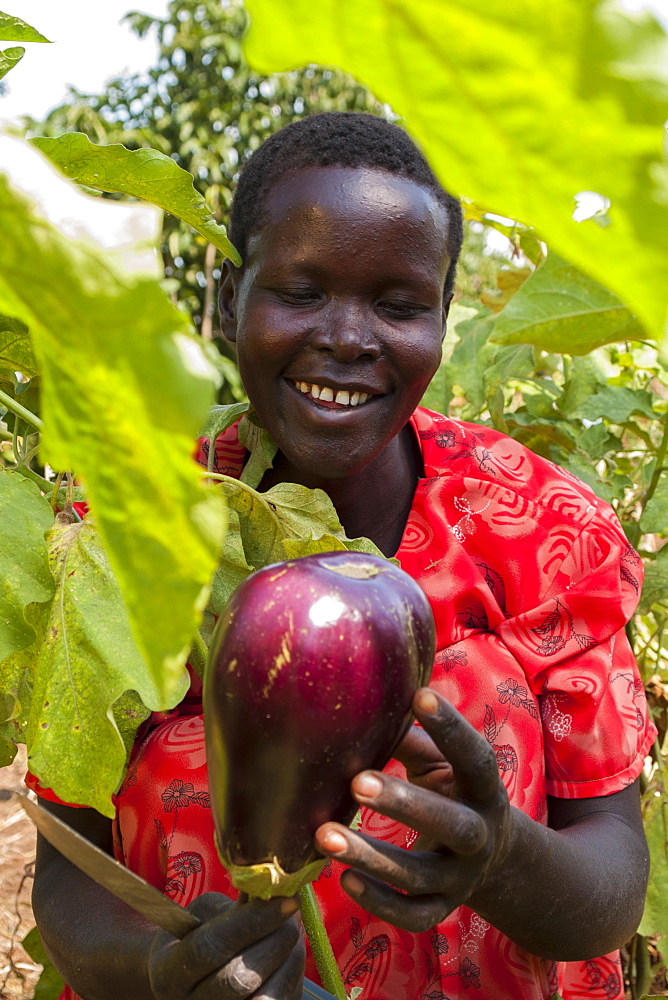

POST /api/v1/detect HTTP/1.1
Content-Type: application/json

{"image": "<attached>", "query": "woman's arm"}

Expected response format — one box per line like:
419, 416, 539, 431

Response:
314, 688, 649, 961
33, 800, 304, 1000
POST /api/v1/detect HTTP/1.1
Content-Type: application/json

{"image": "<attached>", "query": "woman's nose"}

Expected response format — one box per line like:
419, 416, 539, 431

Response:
310, 301, 382, 361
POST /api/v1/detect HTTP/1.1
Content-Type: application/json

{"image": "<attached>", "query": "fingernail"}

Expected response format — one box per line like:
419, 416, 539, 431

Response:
344, 873, 365, 897
322, 830, 347, 854
355, 772, 382, 799
416, 689, 439, 715
280, 898, 299, 916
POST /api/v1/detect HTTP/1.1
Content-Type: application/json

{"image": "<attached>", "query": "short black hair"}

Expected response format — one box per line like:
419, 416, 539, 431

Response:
228, 111, 463, 297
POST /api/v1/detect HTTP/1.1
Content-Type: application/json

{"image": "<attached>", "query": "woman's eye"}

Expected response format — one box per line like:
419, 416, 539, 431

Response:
277, 289, 319, 304
379, 300, 424, 317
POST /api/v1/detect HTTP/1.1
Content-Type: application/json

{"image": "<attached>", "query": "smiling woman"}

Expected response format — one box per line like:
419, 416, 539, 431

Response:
30, 111, 654, 1000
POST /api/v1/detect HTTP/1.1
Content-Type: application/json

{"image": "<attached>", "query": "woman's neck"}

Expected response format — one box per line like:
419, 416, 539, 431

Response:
258, 425, 423, 557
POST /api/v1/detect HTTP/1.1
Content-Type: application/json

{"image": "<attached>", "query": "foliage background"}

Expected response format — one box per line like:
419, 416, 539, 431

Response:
1, 0, 667, 996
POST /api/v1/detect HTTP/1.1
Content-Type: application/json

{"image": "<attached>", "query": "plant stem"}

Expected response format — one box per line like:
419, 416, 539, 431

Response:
299, 884, 346, 1000
14, 465, 52, 491
50, 471, 65, 508
0, 386, 43, 430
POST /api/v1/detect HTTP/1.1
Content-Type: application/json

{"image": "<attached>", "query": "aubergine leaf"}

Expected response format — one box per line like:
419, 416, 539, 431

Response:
199, 402, 250, 471
0, 473, 54, 662
640, 473, 668, 535
243, 0, 668, 341
0, 135, 225, 708
637, 547, 668, 615
0, 12, 51, 43
491, 253, 644, 354
0, 313, 38, 379
1, 521, 176, 815
0, 45, 22, 80
638, 758, 668, 937
219, 478, 387, 577
32, 133, 241, 265
238, 410, 278, 488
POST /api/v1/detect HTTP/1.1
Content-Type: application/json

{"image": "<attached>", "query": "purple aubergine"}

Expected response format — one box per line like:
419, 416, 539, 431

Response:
203, 551, 435, 888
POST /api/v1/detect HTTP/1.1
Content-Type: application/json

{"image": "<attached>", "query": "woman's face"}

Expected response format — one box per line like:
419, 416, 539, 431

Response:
220, 166, 453, 483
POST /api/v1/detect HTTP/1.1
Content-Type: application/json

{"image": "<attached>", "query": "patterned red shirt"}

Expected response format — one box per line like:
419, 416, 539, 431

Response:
33, 407, 655, 1000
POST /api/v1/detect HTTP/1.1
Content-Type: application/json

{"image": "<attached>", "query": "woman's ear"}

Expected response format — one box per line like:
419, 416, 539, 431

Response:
218, 258, 239, 344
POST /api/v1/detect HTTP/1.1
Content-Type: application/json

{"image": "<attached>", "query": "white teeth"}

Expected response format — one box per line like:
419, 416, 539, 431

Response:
296, 380, 372, 406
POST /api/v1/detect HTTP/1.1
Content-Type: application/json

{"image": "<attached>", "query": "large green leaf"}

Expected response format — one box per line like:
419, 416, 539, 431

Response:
640, 473, 668, 535
576, 385, 657, 424
0, 313, 38, 379
491, 253, 643, 354
0, 11, 50, 43
0, 473, 54, 661
243, 0, 668, 340
638, 547, 668, 614
7, 521, 175, 815
0, 44, 22, 80
638, 760, 668, 937
32, 133, 242, 266
0, 135, 225, 706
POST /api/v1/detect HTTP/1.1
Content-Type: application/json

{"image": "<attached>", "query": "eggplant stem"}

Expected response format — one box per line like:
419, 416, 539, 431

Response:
299, 884, 347, 1000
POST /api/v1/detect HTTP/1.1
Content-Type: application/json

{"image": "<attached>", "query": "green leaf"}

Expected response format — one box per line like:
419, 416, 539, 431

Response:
0, 44, 22, 80
447, 305, 494, 414
491, 253, 644, 355
0, 313, 38, 378
21, 927, 65, 1000
0, 12, 50, 43
31, 133, 242, 265
207, 508, 252, 616
0, 473, 54, 661
238, 410, 278, 488
243, 0, 668, 340
215, 477, 387, 581
640, 473, 668, 535
0, 136, 226, 705
21, 521, 183, 814
577, 385, 657, 424
638, 761, 668, 937
558, 355, 606, 416
638, 549, 668, 614
200, 402, 250, 471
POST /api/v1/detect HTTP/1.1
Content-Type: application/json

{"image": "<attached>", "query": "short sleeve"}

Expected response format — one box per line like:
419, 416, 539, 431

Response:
495, 507, 657, 798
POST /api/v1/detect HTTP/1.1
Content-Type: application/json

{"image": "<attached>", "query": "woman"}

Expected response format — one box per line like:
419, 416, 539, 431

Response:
32, 112, 654, 1000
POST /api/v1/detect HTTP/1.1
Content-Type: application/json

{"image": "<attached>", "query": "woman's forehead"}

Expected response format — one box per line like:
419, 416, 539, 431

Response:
249, 165, 450, 262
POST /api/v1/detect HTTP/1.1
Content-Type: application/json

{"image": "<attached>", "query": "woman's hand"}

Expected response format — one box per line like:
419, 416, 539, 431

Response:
148, 893, 305, 999
314, 688, 511, 933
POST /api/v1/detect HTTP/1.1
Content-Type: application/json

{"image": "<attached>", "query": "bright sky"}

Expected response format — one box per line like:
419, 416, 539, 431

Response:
0, 1, 170, 125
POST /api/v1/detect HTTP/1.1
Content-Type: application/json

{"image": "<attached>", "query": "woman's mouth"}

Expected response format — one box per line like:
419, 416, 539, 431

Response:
291, 379, 373, 408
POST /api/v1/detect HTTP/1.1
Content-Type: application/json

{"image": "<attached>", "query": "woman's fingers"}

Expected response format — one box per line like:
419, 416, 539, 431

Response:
316, 823, 468, 896
340, 870, 453, 933
413, 689, 501, 804
348, 770, 488, 855
252, 931, 306, 1000
191, 917, 302, 1000
149, 896, 299, 996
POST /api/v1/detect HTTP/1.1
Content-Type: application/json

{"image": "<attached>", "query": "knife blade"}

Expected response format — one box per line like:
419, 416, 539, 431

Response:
18, 793, 338, 1000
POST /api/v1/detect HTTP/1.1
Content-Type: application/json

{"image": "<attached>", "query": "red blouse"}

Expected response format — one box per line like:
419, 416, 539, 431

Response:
33, 407, 655, 1000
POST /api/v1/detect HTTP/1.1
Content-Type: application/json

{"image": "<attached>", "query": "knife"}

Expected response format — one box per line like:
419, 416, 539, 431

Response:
18, 793, 338, 1000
